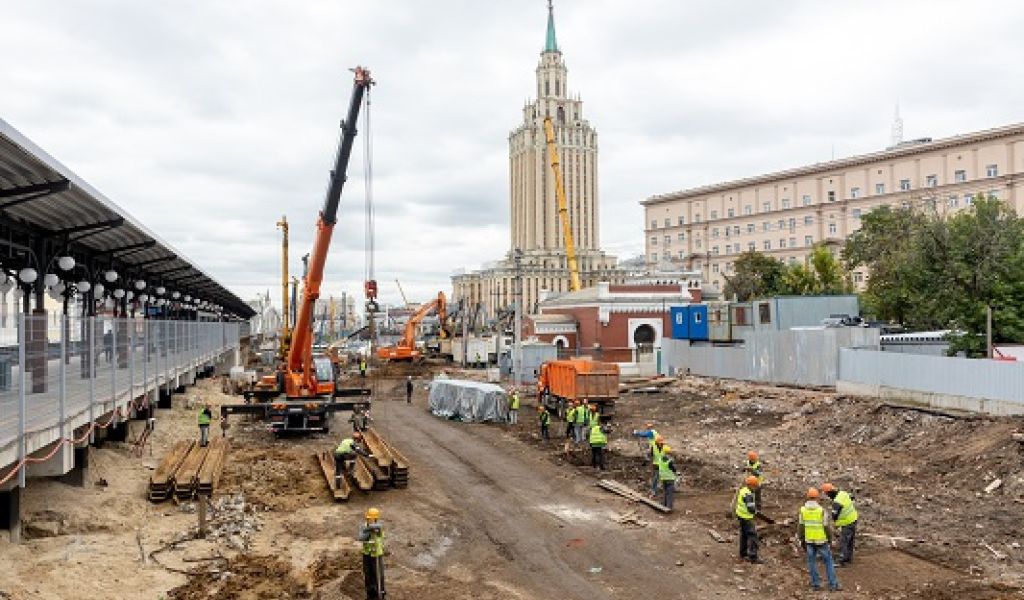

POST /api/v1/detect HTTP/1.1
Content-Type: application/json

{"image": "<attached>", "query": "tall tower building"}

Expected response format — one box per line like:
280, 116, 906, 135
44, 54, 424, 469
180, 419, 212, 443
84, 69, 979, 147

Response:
452, 1, 627, 320
509, 1, 599, 252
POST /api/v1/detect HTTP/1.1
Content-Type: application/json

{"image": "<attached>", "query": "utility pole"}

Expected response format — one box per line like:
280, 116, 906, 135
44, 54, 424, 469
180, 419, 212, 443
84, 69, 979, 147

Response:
986, 304, 993, 359
513, 249, 523, 386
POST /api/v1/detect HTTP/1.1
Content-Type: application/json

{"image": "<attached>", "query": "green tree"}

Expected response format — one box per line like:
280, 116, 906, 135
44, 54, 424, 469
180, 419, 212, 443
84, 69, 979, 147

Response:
722, 251, 785, 301
777, 244, 853, 295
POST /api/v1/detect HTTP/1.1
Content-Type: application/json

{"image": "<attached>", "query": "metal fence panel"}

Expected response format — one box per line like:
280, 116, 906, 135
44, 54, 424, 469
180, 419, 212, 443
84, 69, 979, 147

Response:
838, 348, 1024, 407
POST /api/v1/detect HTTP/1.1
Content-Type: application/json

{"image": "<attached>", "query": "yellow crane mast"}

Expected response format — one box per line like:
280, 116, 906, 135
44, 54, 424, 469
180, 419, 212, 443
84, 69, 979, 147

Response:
543, 117, 581, 292
276, 215, 290, 356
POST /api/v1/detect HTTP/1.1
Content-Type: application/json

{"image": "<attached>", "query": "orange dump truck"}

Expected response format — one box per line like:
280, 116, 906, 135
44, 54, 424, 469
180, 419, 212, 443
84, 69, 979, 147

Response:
537, 359, 620, 422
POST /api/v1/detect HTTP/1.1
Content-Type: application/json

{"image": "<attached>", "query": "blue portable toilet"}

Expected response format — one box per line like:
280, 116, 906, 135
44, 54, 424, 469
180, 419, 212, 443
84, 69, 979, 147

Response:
670, 306, 689, 339
689, 304, 709, 340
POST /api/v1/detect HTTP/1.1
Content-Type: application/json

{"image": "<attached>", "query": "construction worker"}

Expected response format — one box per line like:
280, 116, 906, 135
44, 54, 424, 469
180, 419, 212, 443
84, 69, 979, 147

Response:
405, 376, 413, 404
799, 487, 841, 591
358, 507, 386, 599
734, 475, 762, 563
334, 432, 371, 486
538, 406, 550, 440
564, 401, 577, 439
821, 482, 859, 566
588, 407, 608, 470
573, 399, 588, 443
474, 352, 482, 368
631, 422, 663, 497
359, 357, 367, 379
197, 403, 213, 447
657, 445, 679, 510
745, 451, 764, 511
508, 388, 521, 425
349, 406, 372, 432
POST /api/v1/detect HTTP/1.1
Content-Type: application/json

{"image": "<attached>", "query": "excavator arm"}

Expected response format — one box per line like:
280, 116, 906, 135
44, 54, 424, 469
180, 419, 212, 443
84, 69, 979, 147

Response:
378, 291, 446, 361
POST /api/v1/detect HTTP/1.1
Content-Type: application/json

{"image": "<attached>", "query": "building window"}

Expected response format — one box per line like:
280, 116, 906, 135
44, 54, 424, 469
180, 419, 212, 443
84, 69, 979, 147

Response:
954, 170, 966, 183
662, 251, 670, 260
948, 195, 958, 208
679, 250, 686, 259
748, 242, 755, 251
762, 201, 771, 212
827, 191, 836, 202
964, 194, 974, 205
678, 216, 685, 225
724, 244, 731, 254
788, 217, 796, 230
779, 238, 787, 248
782, 198, 790, 209
727, 208, 735, 217
804, 215, 813, 226
990, 189, 1001, 199
852, 208, 861, 218
777, 219, 785, 230
789, 237, 796, 248
875, 183, 885, 195
678, 232, 685, 241
664, 235, 671, 245
985, 164, 998, 178
650, 236, 658, 246
828, 223, 837, 234
694, 214, 702, 223
802, 195, 812, 206
926, 175, 938, 187
710, 210, 718, 219
651, 219, 657, 229
804, 235, 813, 246
747, 223, 755, 233
733, 225, 740, 235
664, 218, 671, 227
762, 221, 770, 232
763, 240, 771, 250
712, 246, 720, 255
712, 263, 719, 273
850, 187, 860, 199
900, 179, 911, 191
744, 205, 753, 215
695, 239, 702, 249
712, 228, 720, 238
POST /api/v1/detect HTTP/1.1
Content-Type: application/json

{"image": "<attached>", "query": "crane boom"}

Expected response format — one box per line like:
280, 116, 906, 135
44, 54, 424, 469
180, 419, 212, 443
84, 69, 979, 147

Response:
395, 279, 411, 306
543, 117, 581, 292
276, 215, 289, 357
287, 66, 374, 396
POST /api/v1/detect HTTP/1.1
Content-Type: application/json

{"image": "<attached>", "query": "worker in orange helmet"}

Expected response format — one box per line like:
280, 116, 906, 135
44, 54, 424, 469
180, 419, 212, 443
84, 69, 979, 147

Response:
734, 475, 762, 563
745, 450, 764, 512
799, 487, 841, 591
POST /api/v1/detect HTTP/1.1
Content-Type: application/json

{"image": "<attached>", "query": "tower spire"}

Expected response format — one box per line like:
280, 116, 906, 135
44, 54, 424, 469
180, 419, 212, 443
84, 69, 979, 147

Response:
545, 0, 559, 53
890, 101, 904, 147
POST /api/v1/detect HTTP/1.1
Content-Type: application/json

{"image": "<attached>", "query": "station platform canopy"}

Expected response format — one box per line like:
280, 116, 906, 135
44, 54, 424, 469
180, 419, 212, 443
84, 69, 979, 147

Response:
0, 117, 254, 319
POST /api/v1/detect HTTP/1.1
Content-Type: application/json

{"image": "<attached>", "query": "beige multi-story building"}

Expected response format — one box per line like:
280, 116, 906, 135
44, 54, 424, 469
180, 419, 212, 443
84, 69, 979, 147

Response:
642, 123, 1024, 291
453, 1, 627, 319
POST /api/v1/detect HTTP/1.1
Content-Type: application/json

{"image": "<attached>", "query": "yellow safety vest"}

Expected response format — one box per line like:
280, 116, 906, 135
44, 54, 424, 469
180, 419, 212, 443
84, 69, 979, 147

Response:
539, 411, 550, 426
657, 455, 676, 482
574, 407, 586, 425
834, 490, 859, 527
510, 393, 520, 410
588, 423, 607, 447
566, 406, 576, 422
362, 527, 384, 557
335, 439, 354, 455
800, 504, 828, 543
197, 409, 211, 426
735, 486, 754, 520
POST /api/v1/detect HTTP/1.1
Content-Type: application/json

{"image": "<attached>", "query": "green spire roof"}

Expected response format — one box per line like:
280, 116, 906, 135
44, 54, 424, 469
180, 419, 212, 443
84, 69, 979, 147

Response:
545, 0, 559, 52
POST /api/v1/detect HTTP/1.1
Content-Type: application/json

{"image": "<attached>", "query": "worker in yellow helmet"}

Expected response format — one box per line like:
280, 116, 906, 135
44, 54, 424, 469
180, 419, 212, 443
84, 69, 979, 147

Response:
358, 507, 386, 598
799, 488, 841, 592
821, 482, 859, 566
733, 475, 762, 564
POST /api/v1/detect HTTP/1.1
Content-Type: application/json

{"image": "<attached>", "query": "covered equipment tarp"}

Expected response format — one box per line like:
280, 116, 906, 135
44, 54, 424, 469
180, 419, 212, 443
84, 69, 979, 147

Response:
428, 379, 509, 423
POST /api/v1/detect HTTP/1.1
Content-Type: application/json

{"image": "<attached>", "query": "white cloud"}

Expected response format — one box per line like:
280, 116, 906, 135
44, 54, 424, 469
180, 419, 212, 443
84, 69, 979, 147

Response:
3, 0, 1022, 309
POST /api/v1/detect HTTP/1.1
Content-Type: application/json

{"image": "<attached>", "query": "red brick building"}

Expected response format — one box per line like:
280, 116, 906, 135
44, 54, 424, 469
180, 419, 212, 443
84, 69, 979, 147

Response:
526, 276, 702, 364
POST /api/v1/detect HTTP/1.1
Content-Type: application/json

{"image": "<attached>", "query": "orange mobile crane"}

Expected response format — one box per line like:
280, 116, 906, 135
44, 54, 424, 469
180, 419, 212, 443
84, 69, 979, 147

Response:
377, 291, 447, 361
222, 67, 374, 434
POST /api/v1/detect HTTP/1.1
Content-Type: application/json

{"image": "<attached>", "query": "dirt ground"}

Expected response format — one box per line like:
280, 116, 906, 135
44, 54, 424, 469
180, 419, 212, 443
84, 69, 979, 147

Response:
1, 366, 1022, 599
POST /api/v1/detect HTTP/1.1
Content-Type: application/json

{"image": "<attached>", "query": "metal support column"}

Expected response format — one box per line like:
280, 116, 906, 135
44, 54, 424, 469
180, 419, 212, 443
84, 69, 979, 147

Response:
17, 313, 26, 488
88, 316, 95, 444
59, 314, 66, 442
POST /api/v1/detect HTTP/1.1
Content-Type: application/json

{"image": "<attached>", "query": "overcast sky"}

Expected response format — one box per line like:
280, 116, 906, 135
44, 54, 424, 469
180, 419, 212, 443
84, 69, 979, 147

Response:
3, 0, 1023, 310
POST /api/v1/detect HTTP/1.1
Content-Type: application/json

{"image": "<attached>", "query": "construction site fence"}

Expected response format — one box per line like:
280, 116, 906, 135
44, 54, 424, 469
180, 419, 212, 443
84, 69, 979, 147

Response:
837, 347, 1024, 416
660, 327, 880, 387
0, 315, 241, 487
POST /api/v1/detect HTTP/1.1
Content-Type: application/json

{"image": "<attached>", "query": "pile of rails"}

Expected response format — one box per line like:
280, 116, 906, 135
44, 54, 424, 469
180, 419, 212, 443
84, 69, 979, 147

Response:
317, 427, 409, 502
149, 438, 230, 502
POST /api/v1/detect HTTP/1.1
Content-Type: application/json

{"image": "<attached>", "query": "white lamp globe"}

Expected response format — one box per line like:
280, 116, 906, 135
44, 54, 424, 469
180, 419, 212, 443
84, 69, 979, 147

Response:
127, 291, 134, 300
156, 286, 166, 295
135, 280, 146, 290
172, 291, 180, 299
113, 289, 125, 299
93, 283, 105, 297
43, 273, 59, 287
18, 268, 38, 284
184, 295, 192, 302
53, 282, 66, 296
57, 256, 75, 271
77, 281, 91, 293
104, 270, 118, 283
139, 294, 149, 303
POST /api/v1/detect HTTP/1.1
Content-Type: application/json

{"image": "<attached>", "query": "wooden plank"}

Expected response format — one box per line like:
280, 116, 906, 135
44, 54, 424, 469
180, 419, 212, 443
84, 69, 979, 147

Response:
173, 444, 210, 500
151, 440, 193, 485
317, 451, 351, 501
198, 439, 227, 487
352, 454, 375, 491
597, 479, 671, 513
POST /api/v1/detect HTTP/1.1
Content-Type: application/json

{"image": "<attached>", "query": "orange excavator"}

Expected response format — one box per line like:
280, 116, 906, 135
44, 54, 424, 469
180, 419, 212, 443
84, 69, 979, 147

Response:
377, 291, 447, 361
222, 67, 374, 434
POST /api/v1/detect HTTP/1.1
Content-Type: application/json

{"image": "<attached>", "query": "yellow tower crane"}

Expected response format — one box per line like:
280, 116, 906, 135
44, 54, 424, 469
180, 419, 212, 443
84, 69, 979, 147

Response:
543, 117, 581, 292
276, 215, 290, 357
